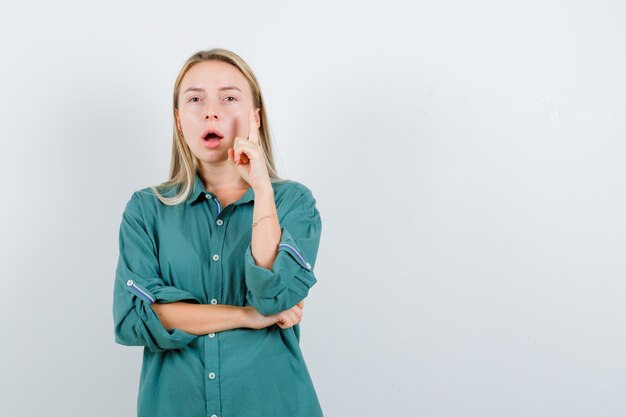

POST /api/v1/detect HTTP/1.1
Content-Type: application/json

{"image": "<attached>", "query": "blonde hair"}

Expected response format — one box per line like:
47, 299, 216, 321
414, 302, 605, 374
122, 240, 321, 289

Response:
150, 48, 284, 205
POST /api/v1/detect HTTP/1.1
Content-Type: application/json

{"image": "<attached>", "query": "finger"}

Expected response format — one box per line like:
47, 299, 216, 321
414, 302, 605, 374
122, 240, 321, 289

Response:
234, 138, 242, 163
233, 138, 251, 164
248, 108, 260, 145
230, 147, 245, 165
235, 150, 249, 164
234, 137, 251, 156
281, 313, 293, 327
289, 311, 299, 323
238, 153, 249, 165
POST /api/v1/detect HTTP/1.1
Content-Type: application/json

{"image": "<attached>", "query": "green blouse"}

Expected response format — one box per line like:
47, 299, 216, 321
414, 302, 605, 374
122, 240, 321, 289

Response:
112, 170, 324, 417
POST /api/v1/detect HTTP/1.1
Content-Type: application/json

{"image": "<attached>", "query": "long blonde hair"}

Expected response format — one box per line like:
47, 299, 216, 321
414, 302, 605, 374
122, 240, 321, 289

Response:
150, 48, 284, 205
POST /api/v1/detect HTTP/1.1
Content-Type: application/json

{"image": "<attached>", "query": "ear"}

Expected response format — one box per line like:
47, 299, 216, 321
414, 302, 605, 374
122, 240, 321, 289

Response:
175, 109, 182, 131
254, 108, 261, 129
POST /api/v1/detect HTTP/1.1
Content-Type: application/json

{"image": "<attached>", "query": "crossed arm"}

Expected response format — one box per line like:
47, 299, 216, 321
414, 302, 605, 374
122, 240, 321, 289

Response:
150, 300, 304, 335
149, 183, 306, 335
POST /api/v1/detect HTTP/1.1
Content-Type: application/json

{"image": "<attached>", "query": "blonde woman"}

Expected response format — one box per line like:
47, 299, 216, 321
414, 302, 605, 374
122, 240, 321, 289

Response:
113, 48, 324, 417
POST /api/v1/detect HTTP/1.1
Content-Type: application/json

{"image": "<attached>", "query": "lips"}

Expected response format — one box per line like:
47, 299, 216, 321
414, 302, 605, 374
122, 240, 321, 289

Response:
202, 127, 224, 141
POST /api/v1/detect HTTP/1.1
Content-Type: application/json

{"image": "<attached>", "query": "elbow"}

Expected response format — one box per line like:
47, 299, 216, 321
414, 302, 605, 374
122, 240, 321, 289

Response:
114, 324, 140, 347
246, 287, 310, 316
113, 302, 145, 347
113, 315, 141, 347
114, 332, 136, 347
245, 291, 278, 316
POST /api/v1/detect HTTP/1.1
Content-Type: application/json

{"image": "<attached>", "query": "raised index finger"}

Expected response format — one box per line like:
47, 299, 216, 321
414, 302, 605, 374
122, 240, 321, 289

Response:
247, 108, 260, 145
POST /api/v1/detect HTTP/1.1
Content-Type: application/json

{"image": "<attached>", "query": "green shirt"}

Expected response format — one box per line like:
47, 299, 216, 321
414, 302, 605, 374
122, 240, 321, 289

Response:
112, 170, 324, 417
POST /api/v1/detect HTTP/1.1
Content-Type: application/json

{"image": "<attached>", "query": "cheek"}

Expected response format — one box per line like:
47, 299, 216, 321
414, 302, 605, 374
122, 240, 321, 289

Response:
229, 117, 239, 138
178, 109, 198, 128
223, 107, 248, 138
226, 110, 247, 136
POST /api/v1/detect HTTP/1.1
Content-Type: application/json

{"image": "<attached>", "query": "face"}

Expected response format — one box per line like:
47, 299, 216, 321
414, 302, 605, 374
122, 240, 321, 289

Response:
175, 60, 261, 164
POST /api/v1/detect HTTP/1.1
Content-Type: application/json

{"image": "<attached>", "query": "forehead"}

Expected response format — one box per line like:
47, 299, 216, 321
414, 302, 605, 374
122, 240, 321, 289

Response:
180, 60, 249, 93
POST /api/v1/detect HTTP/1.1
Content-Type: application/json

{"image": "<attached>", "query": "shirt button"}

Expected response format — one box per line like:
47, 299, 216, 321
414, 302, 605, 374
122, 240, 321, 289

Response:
126, 280, 133, 286
305, 262, 311, 269
208, 372, 216, 380
205, 193, 212, 199
216, 219, 224, 226
212, 254, 220, 261
210, 298, 218, 304
211, 415, 218, 417
208, 333, 215, 338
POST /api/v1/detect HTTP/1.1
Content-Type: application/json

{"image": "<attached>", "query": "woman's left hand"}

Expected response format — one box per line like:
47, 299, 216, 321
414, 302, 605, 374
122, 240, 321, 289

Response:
275, 301, 305, 329
228, 108, 271, 190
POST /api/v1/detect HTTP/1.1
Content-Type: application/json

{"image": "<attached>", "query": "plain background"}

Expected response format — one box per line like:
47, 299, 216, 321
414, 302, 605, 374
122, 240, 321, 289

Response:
1, 1, 624, 416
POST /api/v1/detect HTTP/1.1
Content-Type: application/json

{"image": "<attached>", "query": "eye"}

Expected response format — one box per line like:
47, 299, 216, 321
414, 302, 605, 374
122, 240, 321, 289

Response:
224, 96, 237, 102
189, 97, 201, 102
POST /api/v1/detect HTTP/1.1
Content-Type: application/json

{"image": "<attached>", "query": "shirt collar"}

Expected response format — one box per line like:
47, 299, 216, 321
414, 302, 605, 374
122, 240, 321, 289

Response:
185, 170, 256, 206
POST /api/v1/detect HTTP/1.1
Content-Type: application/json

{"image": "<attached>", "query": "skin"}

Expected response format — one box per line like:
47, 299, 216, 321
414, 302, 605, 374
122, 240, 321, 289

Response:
151, 60, 305, 333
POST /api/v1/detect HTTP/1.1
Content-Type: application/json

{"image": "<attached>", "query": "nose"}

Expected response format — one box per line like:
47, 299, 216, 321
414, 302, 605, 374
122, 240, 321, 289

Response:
205, 101, 220, 120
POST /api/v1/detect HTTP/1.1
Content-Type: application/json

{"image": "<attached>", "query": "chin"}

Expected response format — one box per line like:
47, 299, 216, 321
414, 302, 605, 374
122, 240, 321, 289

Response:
196, 151, 228, 163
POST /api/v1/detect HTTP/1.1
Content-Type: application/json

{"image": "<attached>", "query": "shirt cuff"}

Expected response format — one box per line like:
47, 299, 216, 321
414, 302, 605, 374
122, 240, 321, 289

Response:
244, 227, 317, 315
115, 263, 201, 352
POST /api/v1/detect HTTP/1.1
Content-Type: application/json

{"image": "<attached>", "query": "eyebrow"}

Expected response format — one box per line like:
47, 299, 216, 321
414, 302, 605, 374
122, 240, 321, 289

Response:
182, 86, 243, 94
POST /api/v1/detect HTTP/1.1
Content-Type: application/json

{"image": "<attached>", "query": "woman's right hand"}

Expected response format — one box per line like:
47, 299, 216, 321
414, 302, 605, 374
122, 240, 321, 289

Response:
242, 301, 305, 330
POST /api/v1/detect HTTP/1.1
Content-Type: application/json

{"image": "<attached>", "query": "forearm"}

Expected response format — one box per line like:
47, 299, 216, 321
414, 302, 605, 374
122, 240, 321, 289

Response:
250, 181, 281, 269
150, 302, 248, 336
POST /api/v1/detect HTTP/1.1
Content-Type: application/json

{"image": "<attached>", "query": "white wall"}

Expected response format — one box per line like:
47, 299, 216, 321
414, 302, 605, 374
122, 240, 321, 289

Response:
1, 1, 624, 416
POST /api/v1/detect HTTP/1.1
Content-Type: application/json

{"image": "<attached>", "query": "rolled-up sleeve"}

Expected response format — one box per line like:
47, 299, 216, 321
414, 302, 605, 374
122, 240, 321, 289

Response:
113, 192, 201, 352
244, 188, 322, 316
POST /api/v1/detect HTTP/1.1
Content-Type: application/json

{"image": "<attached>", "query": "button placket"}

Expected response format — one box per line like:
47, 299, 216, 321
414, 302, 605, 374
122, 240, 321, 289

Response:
205, 297, 221, 413
204, 193, 225, 417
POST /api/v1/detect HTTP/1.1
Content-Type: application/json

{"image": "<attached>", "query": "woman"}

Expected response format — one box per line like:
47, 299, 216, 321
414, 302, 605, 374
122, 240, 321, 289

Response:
113, 48, 324, 417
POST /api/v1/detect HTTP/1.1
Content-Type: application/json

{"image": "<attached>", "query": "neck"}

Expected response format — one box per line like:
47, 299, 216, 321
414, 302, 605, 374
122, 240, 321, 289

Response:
197, 160, 249, 192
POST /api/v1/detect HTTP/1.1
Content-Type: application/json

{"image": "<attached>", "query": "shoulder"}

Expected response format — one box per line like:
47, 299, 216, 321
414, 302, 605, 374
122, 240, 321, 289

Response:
271, 179, 318, 209
272, 178, 313, 195
272, 180, 314, 201
123, 183, 179, 217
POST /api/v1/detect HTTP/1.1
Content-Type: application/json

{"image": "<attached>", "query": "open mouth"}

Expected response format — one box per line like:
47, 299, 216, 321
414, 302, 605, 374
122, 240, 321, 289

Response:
202, 128, 224, 141
204, 133, 222, 141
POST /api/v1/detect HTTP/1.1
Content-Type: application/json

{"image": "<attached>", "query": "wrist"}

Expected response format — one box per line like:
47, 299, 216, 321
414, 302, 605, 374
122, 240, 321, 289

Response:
253, 180, 273, 194
238, 306, 252, 328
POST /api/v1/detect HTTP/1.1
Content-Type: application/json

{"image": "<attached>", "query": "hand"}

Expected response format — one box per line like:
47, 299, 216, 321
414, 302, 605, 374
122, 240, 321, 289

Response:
228, 108, 271, 190
275, 300, 305, 329
242, 301, 305, 330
